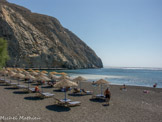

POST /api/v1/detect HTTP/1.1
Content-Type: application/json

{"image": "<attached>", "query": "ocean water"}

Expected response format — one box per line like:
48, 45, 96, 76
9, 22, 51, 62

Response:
51, 67, 162, 88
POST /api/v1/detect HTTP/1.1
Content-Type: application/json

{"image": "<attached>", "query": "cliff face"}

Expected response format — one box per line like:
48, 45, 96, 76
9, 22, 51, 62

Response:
0, 0, 103, 69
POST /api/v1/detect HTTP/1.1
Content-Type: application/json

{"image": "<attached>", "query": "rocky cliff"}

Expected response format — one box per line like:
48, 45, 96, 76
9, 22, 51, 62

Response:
0, 0, 103, 69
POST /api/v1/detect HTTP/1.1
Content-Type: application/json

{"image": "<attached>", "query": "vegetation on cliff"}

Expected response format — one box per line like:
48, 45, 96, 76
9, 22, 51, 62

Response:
0, 38, 9, 68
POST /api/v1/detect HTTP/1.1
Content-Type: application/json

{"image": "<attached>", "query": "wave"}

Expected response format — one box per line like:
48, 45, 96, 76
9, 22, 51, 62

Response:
104, 67, 162, 71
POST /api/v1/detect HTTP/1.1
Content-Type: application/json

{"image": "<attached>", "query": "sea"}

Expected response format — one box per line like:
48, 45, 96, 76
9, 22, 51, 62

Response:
49, 67, 162, 88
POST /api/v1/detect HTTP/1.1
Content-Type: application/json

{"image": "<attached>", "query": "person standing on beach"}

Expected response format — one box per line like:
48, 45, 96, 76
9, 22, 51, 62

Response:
104, 88, 111, 105
153, 83, 157, 88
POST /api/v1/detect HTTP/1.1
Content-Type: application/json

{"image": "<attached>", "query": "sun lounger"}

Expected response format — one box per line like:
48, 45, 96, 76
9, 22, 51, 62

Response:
54, 98, 81, 107
38, 92, 54, 98
0, 78, 5, 82
5, 80, 18, 86
16, 85, 28, 89
73, 88, 81, 94
92, 94, 105, 99
28, 88, 35, 92
4, 80, 10, 85
60, 99, 71, 102
73, 88, 92, 95
81, 89, 93, 95
67, 101, 81, 107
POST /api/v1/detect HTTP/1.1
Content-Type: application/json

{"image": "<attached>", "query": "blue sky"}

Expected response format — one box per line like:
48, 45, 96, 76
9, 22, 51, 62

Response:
8, 0, 162, 68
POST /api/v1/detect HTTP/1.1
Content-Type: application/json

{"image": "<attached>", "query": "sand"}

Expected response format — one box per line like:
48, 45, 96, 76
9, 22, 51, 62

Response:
0, 77, 162, 122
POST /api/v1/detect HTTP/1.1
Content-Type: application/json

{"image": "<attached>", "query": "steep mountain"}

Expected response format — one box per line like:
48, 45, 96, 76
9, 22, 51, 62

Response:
0, 0, 103, 69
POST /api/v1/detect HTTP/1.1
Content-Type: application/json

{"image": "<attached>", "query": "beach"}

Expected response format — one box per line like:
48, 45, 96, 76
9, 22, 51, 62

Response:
0, 79, 162, 122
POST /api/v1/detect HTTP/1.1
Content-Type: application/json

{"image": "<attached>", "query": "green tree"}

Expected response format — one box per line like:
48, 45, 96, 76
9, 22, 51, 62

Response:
0, 38, 9, 69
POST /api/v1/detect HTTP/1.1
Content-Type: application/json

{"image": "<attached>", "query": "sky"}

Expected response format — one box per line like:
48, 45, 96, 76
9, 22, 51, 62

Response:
7, 0, 162, 68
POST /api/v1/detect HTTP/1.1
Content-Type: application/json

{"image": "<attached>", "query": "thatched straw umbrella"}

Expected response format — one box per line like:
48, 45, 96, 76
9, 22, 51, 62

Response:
50, 72, 57, 75
30, 71, 38, 76
35, 75, 51, 92
25, 74, 35, 89
94, 79, 109, 96
73, 76, 86, 89
13, 73, 25, 85
8, 71, 16, 82
0, 69, 8, 81
58, 75, 70, 80
48, 73, 59, 81
34, 70, 40, 73
54, 79, 78, 101
28, 69, 34, 72
41, 70, 48, 74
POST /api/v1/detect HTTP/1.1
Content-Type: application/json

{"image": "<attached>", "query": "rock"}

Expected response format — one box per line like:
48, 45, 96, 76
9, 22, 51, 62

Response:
0, 0, 103, 69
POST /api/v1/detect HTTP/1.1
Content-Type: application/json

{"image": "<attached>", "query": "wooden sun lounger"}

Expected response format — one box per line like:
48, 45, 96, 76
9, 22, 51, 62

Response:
28, 88, 35, 92
81, 90, 93, 95
5, 80, 18, 86
16, 85, 28, 89
67, 101, 81, 107
0, 78, 5, 83
73, 88, 92, 95
92, 94, 105, 99
54, 98, 81, 107
38, 92, 54, 98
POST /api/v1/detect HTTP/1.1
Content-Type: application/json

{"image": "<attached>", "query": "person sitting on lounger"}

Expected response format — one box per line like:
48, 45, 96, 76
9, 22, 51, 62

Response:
73, 88, 81, 93
81, 89, 92, 94
81, 89, 87, 93
48, 81, 55, 87
104, 88, 111, 105
35, 85, 39, 92
65, 87, 71, 91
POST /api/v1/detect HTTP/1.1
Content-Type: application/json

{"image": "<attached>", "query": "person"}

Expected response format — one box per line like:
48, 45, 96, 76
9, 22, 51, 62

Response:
123, 84, 126, 89
42, 81, 45, 84
35, 85, 39, 92
104, 88, 111, 105
73, 87, 81, 93
153, 83, 157, 88
92, 81, 95, 85
120, 84, 127, 91
66, 87, 71, 91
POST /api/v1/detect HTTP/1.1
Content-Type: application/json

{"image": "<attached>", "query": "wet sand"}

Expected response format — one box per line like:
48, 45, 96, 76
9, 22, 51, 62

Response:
0, 77, 162, 122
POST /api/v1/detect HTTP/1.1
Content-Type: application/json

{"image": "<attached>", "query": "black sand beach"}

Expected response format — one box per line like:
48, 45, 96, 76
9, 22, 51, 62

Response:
0, 79, 162, 122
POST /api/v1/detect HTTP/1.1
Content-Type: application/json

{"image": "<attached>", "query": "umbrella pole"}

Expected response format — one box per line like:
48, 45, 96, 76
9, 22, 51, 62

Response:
101, 84, 102, 95
10, 76, 11, 83
4, 74, 6, 81
41, 81, 43, 93
28, 79, 30, 89
65, 90, 67, 102
80, 81, 81, 89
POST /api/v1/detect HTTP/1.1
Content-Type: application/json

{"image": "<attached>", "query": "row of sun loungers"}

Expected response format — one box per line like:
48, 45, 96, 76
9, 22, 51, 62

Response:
0, 77, 106, 107
0, 78, 55, 98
